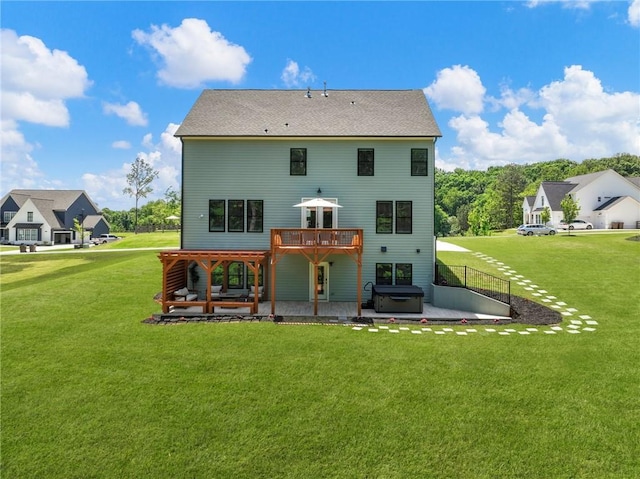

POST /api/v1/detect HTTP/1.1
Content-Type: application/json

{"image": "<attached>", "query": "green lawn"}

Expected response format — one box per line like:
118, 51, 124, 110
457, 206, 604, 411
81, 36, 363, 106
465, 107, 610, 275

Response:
1, 233, 639, 478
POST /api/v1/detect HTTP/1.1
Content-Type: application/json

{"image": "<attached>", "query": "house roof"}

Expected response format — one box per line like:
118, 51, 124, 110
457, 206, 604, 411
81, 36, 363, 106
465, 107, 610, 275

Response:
540, 181, 577, 210
174, 89, 442, 138
593, 196, 640, 211
30, 197, 62, 229
564, 170, 609, 189
3, 189, 100, 212
524, 196, 535, 208
626, 177, 640, 188
83, 214, 109, 229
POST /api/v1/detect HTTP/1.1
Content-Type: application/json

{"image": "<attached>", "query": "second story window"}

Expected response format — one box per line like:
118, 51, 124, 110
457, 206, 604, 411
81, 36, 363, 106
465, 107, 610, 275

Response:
411, 149, 428, 176
290, 148, 307, 175
358, 149, 374, 176
27, 211, 34, 222
376, 201, 393, 233
228, 200, 244, 232
247, 200, 263, 233
3, 211, 17, 223
209, 200, 225, 232
396, 201, 412, 234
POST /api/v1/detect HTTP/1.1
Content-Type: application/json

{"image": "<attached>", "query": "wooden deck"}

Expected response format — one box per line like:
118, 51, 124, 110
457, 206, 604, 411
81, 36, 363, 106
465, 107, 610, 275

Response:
271, 228, 363, 316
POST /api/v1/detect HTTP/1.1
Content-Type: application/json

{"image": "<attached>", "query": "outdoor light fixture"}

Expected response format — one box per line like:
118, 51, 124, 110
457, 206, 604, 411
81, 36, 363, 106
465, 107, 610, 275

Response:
317, 188, 322, 195
199, 214, 204, 219
416, 249, 421, 253
381, 246, 387, 252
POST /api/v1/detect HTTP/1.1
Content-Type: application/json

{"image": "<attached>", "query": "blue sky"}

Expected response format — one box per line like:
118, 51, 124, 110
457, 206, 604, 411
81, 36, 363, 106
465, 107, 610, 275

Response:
2, 0, 639, 210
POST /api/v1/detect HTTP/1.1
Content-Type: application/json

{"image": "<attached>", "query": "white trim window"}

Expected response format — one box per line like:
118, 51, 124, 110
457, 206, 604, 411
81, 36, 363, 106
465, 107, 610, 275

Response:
17, 228, 38, 241
3, 211, 16, 223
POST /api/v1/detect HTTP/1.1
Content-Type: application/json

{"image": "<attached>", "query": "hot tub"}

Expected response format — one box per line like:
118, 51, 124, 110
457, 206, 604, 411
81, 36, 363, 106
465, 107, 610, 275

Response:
372, 285, 424, 313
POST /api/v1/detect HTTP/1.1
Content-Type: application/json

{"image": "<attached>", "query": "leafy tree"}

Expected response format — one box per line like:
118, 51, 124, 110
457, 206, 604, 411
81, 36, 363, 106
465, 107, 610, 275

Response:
455, 204, 471, 232
560, 195, 580, 235
73, 217, 85, 246
434, 205, 451, 237
540, 206, 551, 225
164, 187, 181, 215
488, 164, 527, 229
123, 157, 159, 233
468, 205, 491, 236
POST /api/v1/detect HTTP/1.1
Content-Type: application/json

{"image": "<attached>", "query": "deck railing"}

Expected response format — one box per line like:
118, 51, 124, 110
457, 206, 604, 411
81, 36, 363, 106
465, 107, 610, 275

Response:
272, 228, 363, 248
435, 263, 511, 305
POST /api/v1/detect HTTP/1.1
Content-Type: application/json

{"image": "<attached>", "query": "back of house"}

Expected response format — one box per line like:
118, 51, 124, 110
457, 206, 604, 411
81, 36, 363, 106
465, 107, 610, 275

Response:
171, 89, 442, 307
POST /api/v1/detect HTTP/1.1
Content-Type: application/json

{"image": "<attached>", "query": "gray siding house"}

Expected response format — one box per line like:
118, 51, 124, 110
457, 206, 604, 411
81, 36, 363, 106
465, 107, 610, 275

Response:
160, 89, 442, 315
0, 189, 109, 245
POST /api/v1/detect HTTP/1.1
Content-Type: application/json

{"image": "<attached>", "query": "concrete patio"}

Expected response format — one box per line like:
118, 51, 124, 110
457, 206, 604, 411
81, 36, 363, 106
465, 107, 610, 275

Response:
167, 300, 510, 322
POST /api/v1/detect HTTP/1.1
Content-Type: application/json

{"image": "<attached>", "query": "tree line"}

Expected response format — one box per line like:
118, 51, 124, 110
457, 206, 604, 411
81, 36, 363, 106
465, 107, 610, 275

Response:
107, 154, 638, 234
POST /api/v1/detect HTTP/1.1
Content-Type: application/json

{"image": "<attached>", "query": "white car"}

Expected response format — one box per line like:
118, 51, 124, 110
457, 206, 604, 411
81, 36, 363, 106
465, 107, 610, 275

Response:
558, 219, 593, 230
517, 224, 557, 236
91, 234, 120, 244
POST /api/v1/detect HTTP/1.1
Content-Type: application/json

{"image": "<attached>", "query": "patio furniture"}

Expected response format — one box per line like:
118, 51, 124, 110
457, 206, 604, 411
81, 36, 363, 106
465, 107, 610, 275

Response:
248, 285, 264, 302
210, 285, 222, 300
174, 287, 198, 302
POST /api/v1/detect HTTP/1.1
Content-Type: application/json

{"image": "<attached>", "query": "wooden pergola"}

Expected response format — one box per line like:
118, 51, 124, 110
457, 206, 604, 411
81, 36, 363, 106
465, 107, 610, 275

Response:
158, 228, 363, 316
270, 228, 364, 316
158, 249, 270, 314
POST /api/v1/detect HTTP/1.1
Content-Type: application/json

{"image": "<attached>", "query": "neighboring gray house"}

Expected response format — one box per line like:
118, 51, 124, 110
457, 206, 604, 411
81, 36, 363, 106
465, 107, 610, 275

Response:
0, 190, 109, 245
159, 89, 446, 315
523, 169, 640, 229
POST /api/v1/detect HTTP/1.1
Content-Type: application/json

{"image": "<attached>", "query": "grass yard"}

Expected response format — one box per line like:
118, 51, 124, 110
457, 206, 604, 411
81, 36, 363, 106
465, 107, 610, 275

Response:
1, 233, 639, 478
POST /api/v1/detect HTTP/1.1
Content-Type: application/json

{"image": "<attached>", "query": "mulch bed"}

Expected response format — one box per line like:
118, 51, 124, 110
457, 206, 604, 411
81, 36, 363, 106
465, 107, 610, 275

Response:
509, 295, 562, 325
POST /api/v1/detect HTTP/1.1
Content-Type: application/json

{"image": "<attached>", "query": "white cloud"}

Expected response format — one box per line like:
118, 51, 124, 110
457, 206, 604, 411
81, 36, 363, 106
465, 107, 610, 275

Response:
0, 119, 42, 192
430, 64, 640, 170
629, 0, 640, 27
526, 0, 597, 10
487, 83, 536, 111
103, 101, 148, 126
281, 59, 316, 88
82, 123, 182, 210
132, 18, 251, 88
1, 29, 91, 127
0, 29, 91, 192
112, 140, 131, 149
424, 65, 486, 115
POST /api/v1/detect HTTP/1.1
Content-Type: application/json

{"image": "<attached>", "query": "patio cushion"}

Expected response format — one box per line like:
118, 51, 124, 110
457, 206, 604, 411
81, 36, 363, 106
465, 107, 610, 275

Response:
175, 287, 190, 296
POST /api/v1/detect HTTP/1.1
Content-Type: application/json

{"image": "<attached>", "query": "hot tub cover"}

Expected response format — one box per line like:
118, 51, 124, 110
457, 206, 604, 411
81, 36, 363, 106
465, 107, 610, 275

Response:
372, 285, 424, 297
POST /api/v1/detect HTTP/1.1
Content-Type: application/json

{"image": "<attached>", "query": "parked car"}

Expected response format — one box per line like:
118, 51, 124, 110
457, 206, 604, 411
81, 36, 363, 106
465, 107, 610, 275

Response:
91, 234, 120, 244
517, 224, 557, 236
558, 219, 593, 230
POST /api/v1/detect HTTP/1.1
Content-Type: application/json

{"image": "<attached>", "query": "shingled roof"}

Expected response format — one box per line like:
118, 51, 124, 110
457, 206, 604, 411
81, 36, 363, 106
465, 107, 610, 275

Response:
3, 190, 100, 212
174, 89, 442, 138
540, 181, 577, 210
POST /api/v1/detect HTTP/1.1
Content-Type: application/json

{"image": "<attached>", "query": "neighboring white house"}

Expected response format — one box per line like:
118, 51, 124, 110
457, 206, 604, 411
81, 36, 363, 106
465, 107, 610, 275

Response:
522, 169, 640, 229
0, 190, 109, 245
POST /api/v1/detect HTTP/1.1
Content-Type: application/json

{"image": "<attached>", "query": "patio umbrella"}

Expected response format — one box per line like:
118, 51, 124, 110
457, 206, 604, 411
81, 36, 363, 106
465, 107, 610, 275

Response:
293, 198, 342, 209
165, 215, 180, 220
293, 198, 342, 229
